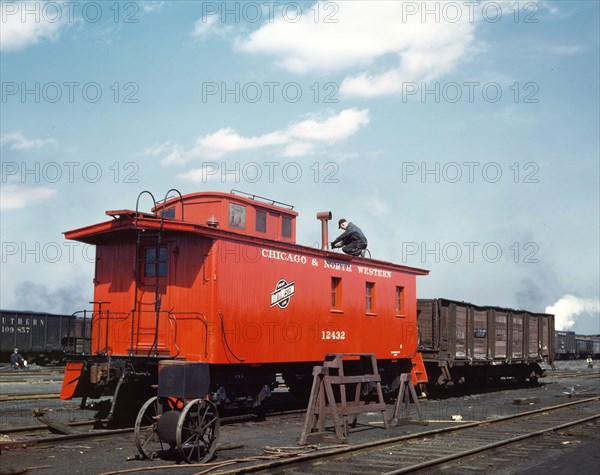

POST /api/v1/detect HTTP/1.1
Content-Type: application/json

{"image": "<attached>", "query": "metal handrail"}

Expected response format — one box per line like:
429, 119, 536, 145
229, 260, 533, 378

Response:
230, 189, 294, 209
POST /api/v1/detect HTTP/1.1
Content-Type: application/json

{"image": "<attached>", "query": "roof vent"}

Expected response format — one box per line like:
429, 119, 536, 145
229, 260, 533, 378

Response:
207, 215, 219, 228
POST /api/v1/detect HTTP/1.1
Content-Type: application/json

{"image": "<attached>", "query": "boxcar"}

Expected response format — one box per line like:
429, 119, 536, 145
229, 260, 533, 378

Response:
575, 336, 594, 359
555, 331, 576, 360
417, 298, 554, 386
593, 337, 600, 359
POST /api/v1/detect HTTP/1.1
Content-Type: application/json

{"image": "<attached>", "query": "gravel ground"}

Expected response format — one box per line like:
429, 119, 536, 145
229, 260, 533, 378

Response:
1, 360, 598, 475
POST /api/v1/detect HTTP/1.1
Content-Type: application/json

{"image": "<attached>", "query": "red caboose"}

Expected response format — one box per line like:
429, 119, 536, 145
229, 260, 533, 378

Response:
60, 190, 429, 415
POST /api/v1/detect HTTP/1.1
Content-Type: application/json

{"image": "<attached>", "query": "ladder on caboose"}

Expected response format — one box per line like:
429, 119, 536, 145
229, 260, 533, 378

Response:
130, 189, 184, 357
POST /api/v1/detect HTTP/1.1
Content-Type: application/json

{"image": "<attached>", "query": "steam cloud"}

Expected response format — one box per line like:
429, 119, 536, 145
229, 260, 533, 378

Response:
546, 294, 600, 331
14, 281, 88, 314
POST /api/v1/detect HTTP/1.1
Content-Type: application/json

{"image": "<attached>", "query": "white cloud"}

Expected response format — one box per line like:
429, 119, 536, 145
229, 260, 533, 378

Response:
137, 141, 187, 166
0, 1, 64, 51
142, 1, 165, 13
138, 140, 175, 157
192, 15, 234, 40
146, 108, 370, 166
0, 131, 58, 150
176, 163, 237, 183
288, 108, 370, 142
237, 1, 477, 97
0, 185, 58, 210
283, 142, 314, 157
196, 128, 288, 158
546, 294, 600, 331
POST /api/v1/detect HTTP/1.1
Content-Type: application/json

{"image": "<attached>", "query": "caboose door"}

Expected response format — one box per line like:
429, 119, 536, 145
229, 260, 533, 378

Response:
131, 244, 171, 355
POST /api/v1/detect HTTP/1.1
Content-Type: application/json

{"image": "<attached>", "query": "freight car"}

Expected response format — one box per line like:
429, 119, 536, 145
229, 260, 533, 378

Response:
0, 309, 91, 365
593, 336, 600, 359
555, 330, 576, 360
575, 335, 595, 359
59, 190, 430, 417
417, 299, 554, 387
554, 332, 600, 359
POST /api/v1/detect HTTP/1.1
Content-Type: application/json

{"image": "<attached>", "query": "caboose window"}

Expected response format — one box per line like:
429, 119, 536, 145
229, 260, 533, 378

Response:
229, 203, 246, 230
144, 247, 167, 277
256, 210, 267, 233
160, 207, 176, 219
366, 282, 375, 312
282, 216, 292, 237
395, 286, 405, 315
331, 277, 342, 308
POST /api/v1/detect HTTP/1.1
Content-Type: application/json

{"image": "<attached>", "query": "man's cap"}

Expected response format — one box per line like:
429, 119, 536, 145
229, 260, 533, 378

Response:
338, 218, 347, 228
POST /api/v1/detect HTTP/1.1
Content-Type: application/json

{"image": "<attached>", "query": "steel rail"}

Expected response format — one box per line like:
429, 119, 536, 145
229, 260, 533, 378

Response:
210, 397, 600, 474
0, 371, 65, 377
383, 413, 600, 475
0, 419, 100, 435
0, 407, 307, 449
0, 393, 61, 401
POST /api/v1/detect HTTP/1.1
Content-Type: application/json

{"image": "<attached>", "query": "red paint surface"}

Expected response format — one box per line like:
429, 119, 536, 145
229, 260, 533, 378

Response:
64, 192, 429, 380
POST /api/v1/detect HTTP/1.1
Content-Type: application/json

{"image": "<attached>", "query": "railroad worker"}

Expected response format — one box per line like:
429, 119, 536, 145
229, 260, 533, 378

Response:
10, 348, 26, 370
331, 218, 368, 257
587, 355, 593, 369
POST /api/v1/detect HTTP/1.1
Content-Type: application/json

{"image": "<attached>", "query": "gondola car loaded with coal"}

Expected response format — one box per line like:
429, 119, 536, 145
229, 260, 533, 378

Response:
0, 309, 91, 365
417, 298, 554, 387
59, 190, 430, 423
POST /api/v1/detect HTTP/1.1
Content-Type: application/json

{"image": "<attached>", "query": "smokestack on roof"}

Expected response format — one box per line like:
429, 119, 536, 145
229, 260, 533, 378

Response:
316, 211, 332, 250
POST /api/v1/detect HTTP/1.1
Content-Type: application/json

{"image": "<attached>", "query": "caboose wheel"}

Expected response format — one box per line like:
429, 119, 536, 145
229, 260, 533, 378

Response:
175, 399, 220, 463
134, 396, 168, 459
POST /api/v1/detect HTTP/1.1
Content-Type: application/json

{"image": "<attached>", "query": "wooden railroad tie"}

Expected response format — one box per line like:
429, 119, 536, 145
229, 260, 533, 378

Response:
298, 353, 388, 445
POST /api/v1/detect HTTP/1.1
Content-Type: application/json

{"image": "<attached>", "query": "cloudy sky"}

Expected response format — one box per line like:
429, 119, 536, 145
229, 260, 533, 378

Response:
1, 1, 599, 334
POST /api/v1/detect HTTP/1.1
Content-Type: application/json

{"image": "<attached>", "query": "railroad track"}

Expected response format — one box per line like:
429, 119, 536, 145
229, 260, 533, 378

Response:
0, 393, 61, 401
1, 375, 64, 401
4, 398, 598, 473
0, 369, 65, 377
0, 407, 308, 451
204, 397, 599, 474
0, 375, 63, 382
0, 378, 63, 384
549, 371, 599, 379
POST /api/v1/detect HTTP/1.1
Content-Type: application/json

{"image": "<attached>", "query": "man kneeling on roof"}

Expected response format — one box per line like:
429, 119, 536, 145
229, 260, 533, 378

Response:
331, 219, 368, 257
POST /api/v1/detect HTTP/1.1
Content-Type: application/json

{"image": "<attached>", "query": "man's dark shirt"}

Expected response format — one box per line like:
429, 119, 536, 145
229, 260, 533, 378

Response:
332, 222, 368, 247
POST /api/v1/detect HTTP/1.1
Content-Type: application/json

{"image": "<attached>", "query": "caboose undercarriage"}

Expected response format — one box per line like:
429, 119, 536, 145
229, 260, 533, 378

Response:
61, 354, 420, 419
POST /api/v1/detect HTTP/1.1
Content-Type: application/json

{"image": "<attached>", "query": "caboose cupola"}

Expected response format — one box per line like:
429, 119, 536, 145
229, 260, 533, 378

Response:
153, 189, 298, 243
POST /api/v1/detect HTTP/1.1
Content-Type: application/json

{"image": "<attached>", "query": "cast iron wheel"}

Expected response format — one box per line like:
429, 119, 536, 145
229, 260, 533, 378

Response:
134, 396, 171, 459
176, 398, 220, 463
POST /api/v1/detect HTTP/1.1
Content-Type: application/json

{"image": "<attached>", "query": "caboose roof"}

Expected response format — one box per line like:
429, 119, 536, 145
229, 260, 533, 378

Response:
64, 191, 429, 276
155, 190, 298, 217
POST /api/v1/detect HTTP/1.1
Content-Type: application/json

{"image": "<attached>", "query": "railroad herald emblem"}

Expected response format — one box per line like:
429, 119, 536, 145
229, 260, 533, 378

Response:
270, 279, 295, 309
